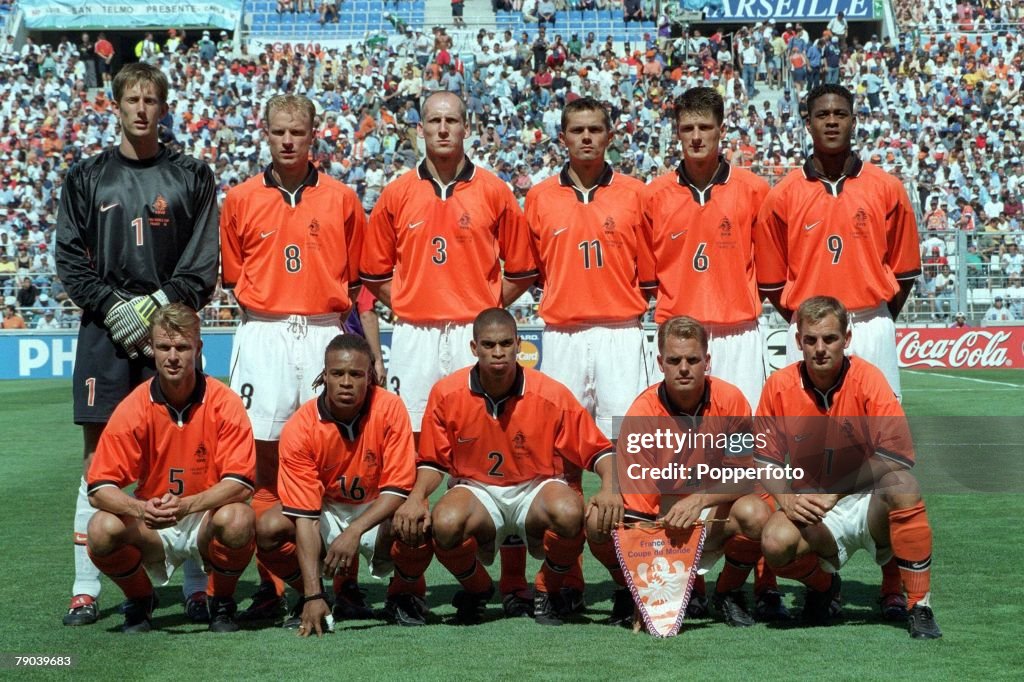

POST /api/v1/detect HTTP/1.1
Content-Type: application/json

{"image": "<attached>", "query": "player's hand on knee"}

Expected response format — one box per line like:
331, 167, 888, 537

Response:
587, 490, 624, 534
394, 498, 430, 545
323, 530, 360, 577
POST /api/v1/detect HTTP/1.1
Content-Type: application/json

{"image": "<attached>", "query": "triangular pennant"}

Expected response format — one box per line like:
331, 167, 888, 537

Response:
612, 522, 706, 638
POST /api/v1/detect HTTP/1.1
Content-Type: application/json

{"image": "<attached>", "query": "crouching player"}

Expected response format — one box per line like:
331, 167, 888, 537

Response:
756, 296, 941, 638
86, 304, 256, 633
256, 334, 433, 635
392, 308, 622, 626
589, 316, 774, 628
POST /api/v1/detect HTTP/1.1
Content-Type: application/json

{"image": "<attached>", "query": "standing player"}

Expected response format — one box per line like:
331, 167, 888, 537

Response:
524, 96, 653, 438
392, 309, 623, 626
85, 304, 256, 633
56, 62, 219, 626
754, 83, 920, 401
642, 87, 782, 619
523, 96, 652, 615
360, 91, 538, 433
755, 297, 941, 638
221, 94, 366, 622
361, 92, 538, 611
588, 316, 773, 628
642, 86, 769, 412
255, 335, 433, 633
754, 85, 920, 614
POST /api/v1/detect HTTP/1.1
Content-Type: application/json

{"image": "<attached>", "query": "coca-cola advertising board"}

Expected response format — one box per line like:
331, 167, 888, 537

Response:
896, 328, 1024, 369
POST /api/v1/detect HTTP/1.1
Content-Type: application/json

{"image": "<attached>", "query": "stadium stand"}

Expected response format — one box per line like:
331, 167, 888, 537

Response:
0, 0, 1022, 330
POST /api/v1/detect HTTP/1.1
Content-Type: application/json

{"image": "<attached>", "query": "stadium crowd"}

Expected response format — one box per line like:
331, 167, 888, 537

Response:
1, 0, 1023, 330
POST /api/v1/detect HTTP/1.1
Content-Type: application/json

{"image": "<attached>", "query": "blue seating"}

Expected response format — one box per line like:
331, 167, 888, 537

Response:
246, 0, 426, 39
493, 8, 657, 44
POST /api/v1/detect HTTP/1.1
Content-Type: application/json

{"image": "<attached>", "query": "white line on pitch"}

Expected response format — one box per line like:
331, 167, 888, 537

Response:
905, 370, 1023, 388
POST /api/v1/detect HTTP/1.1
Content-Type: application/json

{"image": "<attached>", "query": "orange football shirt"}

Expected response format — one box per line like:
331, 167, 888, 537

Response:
642, 160, 768, 325
754, 357, 914, 493
277, 389, 416, 517
525, 165, 653, 325
754, 156, 921, 312
221, 165, 365, 315
619, 377, 754, 519
360, 161, 538, 323
88, 374, 256, 501
418, 365, 613, 485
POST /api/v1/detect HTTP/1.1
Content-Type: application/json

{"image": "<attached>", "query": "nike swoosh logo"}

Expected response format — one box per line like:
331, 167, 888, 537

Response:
670, 231, 686, 240
553, 228, 568, 237
408, 220, 425, 230
793, 433, 810, 442
99, 203, 119, 212
803, 220, 822, 231
260, 230, 276, 239
457, 436, 477, 444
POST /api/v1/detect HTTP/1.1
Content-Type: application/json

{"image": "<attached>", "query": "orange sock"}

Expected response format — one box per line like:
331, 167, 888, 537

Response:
880, 557, 902, 595
252, 487, 285, 597
889, 502, 932, 608
88, 544, 153, 599
564, 554, 586, 592
536, 528, 584, 594
498, 536, 529, 596
774, 553, 832, 592
586, 536, 625, 586
435, 537, 492, 595
257, 541, 303, 592
207, 536, 255, 598
333, 555, 361, 594
716, 534, 760, 594
754, 495, 781, 595
389, 541, 433, 597
754, 558, 780, 595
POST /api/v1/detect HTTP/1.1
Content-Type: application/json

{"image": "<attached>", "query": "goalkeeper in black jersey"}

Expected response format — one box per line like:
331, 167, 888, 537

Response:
55, 62, 219, 627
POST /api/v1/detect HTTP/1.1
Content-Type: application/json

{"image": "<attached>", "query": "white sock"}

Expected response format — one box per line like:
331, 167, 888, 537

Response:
182, 559, 208, 598
72, 477, 101, 599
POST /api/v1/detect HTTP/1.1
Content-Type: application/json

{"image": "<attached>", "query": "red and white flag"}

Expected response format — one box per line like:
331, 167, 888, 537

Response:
612, 523, 706, 637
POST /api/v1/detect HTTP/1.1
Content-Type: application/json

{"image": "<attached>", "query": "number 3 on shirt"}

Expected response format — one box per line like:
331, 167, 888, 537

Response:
284, 244, 302, 273
431, 236, 447, 265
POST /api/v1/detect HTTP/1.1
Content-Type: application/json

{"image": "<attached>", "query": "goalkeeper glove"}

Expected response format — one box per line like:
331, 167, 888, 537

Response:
129, 290, 170, 328
104, 298, 142, 359
105, 290, 170, 359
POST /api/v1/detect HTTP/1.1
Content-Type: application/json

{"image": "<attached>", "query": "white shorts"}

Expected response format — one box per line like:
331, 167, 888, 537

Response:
450, 477, 566, 563
650, 320, 764, 411
229, 311, 345, 440
145, 511, 209, 586
320, 499, 393, 578
819, 493, 893, 572
388, 321, 475, 431
542, 321, 651, 439
786, 303, 901, 400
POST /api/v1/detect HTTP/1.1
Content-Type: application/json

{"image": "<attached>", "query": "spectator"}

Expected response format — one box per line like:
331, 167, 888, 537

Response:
16, 276, 39, 309
35, 306, 61, 330
984, 296, 1013, 322
826, 11, 848, 50
949, 311, 969, 328
2, 303, 25, 329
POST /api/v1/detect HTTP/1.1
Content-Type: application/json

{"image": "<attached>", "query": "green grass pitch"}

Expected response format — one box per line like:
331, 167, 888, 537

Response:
2, 370, 1022, 679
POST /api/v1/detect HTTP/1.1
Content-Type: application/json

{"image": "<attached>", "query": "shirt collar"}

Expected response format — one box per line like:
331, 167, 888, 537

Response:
798, 356, 852, 411
558, 162, 615, 202
316, 387, 373, 441
676, 156, 731, 188
417, 156, 476, 199
149, 372, 207, 423
657, 380, 710, 418
469, 364, 526, 418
